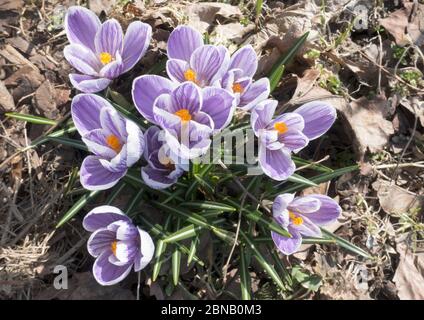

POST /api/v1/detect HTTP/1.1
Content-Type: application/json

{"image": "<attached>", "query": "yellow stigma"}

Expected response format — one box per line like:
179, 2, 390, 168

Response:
111, 241, 117, 256
289, 211, 303, 226
232, 83, 244, 94
274, 122, 288, 134
106, 134, 122, 153
184, 69, 197, 82
99, 52, 113, 65
174, 109, 192, 122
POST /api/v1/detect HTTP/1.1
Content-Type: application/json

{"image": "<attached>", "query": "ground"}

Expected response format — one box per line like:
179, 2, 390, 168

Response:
0, 0, 423, 300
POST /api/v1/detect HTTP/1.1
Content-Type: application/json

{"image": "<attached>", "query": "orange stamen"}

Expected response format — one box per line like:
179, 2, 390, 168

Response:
232, 83, 244, 94
184, 69, 197, 82
111, 241, 117, 256
289, 211, 303, 226
106, 134, 122, 153
174, 109, 192, 122
274, 122, 288, 134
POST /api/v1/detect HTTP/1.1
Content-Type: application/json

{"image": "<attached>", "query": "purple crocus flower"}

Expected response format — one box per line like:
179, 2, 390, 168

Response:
141, 126, 188, 189
166, 25, 229, 87
251, 100, 336, 181
72, 94, 144, 190
83, 205, 154, 286
132, 75, 235, 159
216, 45, 270, 110
271, 193, 341, 255
64, 6, 152, 93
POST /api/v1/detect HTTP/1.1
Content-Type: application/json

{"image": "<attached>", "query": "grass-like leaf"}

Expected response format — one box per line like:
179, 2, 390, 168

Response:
239, 245, 251, 300
271, 164, 359, 196
48, 137, 88, 151
321, 228, 372, 259
163, 224, 202, 243
268, 32, 309, 92
255, 0, 263, 18
223, 198, 291, 238
138, 215, 205, 267
287, 173, 318, 187
152, 216, 171, 281
240, 231, 285, 291
181, 201, 237, 212
152, 201, 233, 242
187, 235, 199, 265
172, 219, 182, 286
5, 112, 57, 125
56, 190, 100, 228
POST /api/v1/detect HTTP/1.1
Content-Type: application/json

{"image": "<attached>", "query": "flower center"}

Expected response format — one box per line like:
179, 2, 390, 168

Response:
232, 83, 244, 94
274, 122, 288, 134
184, 69, 197, 82
99, 52, 113, 65
289, 211, 303, 226
174, 109, 192, 122
106, 134, 122, 153
111, 240, 117, 256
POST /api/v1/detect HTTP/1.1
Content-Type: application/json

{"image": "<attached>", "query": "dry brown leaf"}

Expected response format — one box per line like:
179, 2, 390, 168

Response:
33, 80, 59, 119
0, 80, 15, 112
372, 180, 424, 215
379, 2, 424, 47
34, 272, 135, 300
344, 96, 394, 157
185, 2, 242, 35
393, 242, 424, 300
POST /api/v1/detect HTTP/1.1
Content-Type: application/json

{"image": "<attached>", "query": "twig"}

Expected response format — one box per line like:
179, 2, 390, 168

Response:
295, 155, 330, 171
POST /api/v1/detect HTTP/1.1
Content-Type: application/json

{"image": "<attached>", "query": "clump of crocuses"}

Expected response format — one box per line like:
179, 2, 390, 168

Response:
63, 6, 342, 287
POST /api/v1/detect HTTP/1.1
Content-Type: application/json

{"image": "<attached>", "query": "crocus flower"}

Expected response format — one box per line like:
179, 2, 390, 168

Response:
251, 100, 336, 181
166, 25, 229, 87
64, 6, 152, 93
141, 126, 188, 189
132, 75, 235, 159
271, 193, 341, 255
216, 45, 270, 110
83, 205, 154, 285
72, 94, 144, 190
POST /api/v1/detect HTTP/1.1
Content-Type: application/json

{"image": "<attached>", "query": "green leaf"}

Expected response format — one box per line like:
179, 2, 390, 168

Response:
153, 201, 234, 243
223, 198, 291, 238
255, 0, 263, 18
138, 216, 205, 267
56, 190, 100, 228
63, 167, 79, 197
271, 165, 359, 196
107, 89, 133, 110
268, 32, 309, 92
291, 266, 322, 292
152, 216, 171, 281
163, 224, 202, 243
5, 112, 57, 125
181, 201, 237, 212
240, 231, 286, 291
126, 189, 144, 215
239, 246, 251, 300
287, 173, 318, 187
187, 235, 199, 265
321, 228, 372, 259
172, 219, 182, 286
26, 125, 77, 150
48, 137, 88, 151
